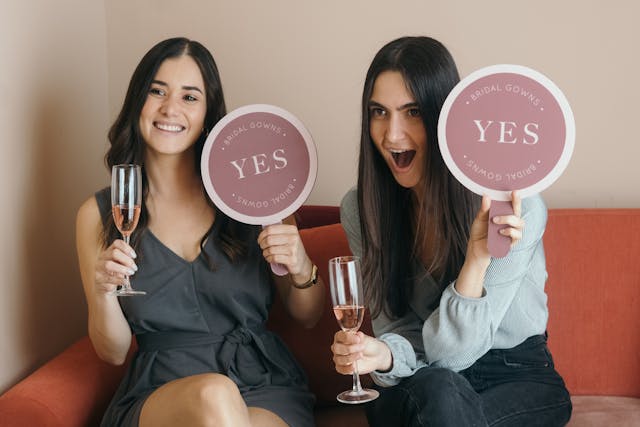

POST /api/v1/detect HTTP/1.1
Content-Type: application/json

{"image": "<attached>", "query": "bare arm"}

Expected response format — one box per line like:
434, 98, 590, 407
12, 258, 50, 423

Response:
76, 197, 134, 365
455, 192, 524, 297
257, 215, 324, 328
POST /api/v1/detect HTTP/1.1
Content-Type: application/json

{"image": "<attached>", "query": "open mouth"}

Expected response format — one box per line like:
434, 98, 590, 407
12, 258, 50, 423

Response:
154, 122, 185, 132
391, 150, 416, 168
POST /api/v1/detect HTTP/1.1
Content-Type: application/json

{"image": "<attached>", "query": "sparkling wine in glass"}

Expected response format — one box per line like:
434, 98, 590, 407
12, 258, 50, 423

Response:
328, 256, 379, 404
110, 164, 145, 296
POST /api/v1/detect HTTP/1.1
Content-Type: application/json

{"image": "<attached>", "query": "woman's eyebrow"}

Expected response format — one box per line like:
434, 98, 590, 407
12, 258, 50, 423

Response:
368, 100, 418, 110
182, 85, 204, 94
151, 79, 203, 94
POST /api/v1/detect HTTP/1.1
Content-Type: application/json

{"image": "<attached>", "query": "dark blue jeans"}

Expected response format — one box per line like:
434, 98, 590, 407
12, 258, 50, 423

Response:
365, 334, 572, 427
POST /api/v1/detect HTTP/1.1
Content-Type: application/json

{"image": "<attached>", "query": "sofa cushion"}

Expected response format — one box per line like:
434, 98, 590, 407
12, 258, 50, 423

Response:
568, 396, 640, 426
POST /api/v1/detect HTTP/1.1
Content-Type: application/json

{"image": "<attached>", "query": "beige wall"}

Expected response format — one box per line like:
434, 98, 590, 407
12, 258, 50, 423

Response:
1, 0, 638, 393
105, 0, 640, 209
0, 1, 109, 392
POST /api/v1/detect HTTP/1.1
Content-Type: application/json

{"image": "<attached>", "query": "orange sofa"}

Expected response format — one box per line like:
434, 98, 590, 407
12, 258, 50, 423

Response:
1, 206, 639, 426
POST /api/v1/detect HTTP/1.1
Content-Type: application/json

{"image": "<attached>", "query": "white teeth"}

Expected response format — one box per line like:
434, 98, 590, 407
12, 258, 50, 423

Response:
389, 149, 409, 153
155, 123, 184, 132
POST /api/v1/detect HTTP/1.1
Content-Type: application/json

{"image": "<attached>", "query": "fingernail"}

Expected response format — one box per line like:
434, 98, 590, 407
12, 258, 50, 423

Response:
131, 264, 138, 272
130, 250, 137, 259
127, 269, 136, 275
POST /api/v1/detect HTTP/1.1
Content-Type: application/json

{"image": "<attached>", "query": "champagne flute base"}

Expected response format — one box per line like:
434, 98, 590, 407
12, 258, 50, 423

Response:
336, 388, 379, 404
109, 287, 147, 296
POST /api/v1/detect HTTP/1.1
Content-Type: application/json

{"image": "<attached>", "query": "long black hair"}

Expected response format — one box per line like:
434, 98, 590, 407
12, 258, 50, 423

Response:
102, 37, 248, 264
358, 36, 481, 319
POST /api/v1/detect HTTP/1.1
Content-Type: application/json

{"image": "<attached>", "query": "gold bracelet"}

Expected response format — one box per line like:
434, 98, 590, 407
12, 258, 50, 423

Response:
292, 264, 318, 289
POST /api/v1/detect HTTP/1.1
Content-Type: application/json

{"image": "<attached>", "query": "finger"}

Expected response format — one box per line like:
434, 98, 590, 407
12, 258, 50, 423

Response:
258, 224, 298, 242
333, 352, 363, 368
262, 250, 297, 267
334, 330, 360, 346
108, 259, 137, 277
331, 340, 365, 357
100, 259, 135, 281
511, 190, 522, 218
478, 194, 492, 221
334, 363, 355, 375
258, 233, 296, 250
493, 215, 525, 229
95, 268, 123, 294
109, 244, 138, 270
112, 239, 137, 259
499, 227, 523, 246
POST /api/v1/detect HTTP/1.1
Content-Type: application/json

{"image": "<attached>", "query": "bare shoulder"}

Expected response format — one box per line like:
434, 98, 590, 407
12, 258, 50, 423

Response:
76, 195, 103, 248
77, 196, 101, 227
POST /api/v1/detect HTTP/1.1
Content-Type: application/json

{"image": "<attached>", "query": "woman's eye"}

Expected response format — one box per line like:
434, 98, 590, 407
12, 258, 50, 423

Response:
370, 107, 386, 118
149, 87, 165, 96
408, 108, 421, 118
184, 94, 198, 102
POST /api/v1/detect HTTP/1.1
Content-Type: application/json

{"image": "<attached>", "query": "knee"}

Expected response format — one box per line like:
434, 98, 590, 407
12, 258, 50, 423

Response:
414, 368, 470, 397
410, 368, 481, 422
189, 374, 247, 425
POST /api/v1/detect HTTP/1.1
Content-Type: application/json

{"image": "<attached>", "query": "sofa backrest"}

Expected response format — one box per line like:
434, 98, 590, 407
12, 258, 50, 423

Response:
545, 209, 640, 397
274, 206, 640, 404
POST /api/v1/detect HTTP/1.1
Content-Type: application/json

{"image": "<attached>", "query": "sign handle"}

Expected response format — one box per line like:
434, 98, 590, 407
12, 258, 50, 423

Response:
262, 222, 289, 276
488, 201, 513, 258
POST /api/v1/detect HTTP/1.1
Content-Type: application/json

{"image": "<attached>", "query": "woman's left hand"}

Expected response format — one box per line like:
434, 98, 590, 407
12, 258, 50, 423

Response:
258, 223, 312, 280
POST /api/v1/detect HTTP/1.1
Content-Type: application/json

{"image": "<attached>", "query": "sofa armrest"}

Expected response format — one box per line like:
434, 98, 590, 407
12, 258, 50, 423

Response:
0, 336, 127, 427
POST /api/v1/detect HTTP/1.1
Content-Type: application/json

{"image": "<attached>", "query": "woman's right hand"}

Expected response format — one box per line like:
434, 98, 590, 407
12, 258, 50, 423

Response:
331, 330, 392, 375
95, 239, 138, 294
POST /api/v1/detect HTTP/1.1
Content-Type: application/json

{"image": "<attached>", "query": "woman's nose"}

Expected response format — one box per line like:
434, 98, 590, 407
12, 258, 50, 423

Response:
386, 114, 406, 143
160, 96, 178, 116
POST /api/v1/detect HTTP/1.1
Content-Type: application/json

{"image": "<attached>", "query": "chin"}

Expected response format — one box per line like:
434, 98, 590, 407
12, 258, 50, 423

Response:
392, 175, 419, 189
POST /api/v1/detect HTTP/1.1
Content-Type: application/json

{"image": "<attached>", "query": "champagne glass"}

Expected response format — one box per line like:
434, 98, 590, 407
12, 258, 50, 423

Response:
110, 164, 146, 296
328, 256, 379, 404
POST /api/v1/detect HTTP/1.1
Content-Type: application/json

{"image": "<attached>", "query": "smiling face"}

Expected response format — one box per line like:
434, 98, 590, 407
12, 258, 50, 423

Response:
369, 71, 427, 190
139, 55, 207, 157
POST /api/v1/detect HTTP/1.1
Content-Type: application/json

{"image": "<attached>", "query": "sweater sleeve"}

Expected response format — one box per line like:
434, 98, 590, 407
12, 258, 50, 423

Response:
340, 189, 428, 386
421, 195, 548, 371
339, 188, 363, 259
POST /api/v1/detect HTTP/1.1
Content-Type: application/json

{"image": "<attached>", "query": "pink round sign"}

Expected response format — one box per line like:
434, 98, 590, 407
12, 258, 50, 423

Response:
201, 104, 317, 225
438, 64, 575, 201
438, 64, 575, 257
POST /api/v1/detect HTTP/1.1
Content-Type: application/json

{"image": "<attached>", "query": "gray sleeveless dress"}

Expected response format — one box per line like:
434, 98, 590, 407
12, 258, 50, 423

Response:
95, 188, 315, 426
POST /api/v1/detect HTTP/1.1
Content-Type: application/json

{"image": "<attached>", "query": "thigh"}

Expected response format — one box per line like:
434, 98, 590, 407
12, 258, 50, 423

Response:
139, 373, 250, 427
248, 407, 288, 427
243, 385, 315, 427
479, 381, 571, 427
463, 335, 572, 427
366, 367, 486, 427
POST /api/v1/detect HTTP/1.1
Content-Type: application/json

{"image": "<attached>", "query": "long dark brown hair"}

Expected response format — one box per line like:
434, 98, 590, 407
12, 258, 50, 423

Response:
102, 37, 249, 264
358, 36, 481, 319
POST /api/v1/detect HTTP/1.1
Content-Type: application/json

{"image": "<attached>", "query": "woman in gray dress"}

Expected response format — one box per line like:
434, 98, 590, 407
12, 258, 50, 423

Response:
76, 37, 324, 427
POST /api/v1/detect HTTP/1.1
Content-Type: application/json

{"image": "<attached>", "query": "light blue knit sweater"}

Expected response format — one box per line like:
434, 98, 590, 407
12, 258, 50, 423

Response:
340, 188, 549, 387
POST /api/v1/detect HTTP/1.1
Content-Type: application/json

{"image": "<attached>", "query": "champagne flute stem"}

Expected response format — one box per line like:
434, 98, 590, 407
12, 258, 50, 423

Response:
352, 357, 364, 393
121, 234, 131, 291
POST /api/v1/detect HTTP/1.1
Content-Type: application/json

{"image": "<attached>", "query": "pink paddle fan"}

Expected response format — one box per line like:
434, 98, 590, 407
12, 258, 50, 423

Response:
438, 65, 575, 257
201, 104, 318, 274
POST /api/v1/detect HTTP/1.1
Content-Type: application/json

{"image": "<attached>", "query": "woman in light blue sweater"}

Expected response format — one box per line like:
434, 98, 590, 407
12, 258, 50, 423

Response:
331, 36, 571, 426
